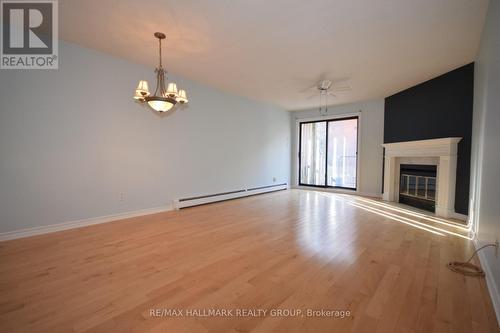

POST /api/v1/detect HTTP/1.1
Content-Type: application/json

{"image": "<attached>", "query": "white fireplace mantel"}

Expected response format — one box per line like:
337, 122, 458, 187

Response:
382, 137, 462, 219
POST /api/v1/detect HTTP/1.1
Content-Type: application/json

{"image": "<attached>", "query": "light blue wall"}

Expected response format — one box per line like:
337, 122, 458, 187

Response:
0, 41, 291, 233
470, 0, 500, 319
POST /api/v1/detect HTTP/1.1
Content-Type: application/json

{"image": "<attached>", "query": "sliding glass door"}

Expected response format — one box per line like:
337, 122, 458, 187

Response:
299, 116, 358, 189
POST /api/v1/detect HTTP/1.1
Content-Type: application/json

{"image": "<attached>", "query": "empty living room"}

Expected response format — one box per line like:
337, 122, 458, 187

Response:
1, 0, 500, 332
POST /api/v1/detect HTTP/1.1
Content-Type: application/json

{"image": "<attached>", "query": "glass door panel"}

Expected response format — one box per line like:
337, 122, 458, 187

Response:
326, 118, 358, 189
299, 122, 327, 186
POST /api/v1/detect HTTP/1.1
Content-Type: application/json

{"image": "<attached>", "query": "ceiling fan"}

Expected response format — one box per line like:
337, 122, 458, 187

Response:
303, 79, 352, 115
303, 79, 352, 100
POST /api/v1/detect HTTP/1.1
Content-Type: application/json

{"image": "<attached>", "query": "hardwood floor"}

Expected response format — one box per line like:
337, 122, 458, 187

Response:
0, 189, 498, 332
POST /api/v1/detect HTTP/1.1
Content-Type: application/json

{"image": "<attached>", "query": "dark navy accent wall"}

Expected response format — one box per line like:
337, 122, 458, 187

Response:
384, 63, 474, 215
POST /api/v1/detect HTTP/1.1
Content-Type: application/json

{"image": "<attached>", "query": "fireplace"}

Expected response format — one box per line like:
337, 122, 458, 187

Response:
382, 137, 464, 219
399, 164, 437, 212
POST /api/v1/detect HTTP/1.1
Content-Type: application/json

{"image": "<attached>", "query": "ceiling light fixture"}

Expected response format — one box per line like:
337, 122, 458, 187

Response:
133, 32, 188, 112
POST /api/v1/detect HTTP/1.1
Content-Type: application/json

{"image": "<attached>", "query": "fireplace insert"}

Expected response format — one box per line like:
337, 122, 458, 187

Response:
399, 164, 437, 212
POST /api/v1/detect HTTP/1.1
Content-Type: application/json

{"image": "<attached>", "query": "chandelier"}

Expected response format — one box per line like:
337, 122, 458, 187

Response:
133, 32, 188, 112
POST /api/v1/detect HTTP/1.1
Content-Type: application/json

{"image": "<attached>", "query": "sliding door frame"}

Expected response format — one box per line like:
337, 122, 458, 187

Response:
296, 112, 361, 192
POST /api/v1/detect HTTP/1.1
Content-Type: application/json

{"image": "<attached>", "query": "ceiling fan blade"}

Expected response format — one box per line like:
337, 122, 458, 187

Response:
331, 78, 352, 92
298, 72, 331, 93
305, 93, 318, 100
332, 86, 352, 92
299, 85, 318, 94
327, 92, 337, 98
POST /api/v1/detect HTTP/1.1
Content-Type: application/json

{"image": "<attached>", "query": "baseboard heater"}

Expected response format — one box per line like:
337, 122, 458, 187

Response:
173, 183, 288, 209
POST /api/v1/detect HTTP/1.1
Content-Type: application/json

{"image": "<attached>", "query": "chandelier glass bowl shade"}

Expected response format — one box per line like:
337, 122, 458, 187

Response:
133, 32, 188, 112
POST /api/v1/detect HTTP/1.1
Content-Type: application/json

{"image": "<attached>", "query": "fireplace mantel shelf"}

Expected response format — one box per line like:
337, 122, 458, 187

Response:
382, 137, 464, 219
383, 137, 462, 157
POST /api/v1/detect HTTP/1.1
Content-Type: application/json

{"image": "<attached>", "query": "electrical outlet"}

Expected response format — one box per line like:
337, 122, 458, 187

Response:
119, 192, 125, 201
273, 177, 277, 182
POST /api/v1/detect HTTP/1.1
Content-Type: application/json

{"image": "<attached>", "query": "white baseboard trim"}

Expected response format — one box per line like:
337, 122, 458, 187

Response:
0, 204, 174, 242
0, 184, 288, 242
473, 238, 500, 325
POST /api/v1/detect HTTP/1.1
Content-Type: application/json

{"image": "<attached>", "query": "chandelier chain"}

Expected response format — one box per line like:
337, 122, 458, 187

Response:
158, 37, 162, 68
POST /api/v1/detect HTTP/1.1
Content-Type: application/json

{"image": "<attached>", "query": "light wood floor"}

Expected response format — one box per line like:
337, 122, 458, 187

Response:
0, 190, 498, 332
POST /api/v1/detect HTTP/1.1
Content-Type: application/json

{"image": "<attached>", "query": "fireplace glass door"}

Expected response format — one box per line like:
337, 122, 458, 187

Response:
399, 164, 437, 212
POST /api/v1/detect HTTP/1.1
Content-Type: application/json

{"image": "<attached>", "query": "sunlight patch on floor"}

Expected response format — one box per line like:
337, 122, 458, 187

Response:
350, 195, 470, 231
348, 201, 471, 240
313, 191, 472, 240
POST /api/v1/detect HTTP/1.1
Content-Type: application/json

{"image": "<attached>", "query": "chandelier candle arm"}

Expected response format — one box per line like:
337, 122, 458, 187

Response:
133, 32, 188, 113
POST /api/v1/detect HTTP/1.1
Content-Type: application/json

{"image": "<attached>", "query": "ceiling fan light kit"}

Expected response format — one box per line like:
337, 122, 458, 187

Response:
133, 32, 188, 113
318, 80, 333, 90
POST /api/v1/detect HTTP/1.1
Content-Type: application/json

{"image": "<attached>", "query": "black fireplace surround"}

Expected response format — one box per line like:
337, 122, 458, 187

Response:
399, 164, 437, 213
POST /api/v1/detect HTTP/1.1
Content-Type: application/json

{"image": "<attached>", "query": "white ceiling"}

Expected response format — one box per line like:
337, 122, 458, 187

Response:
59, 0, 489, 110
